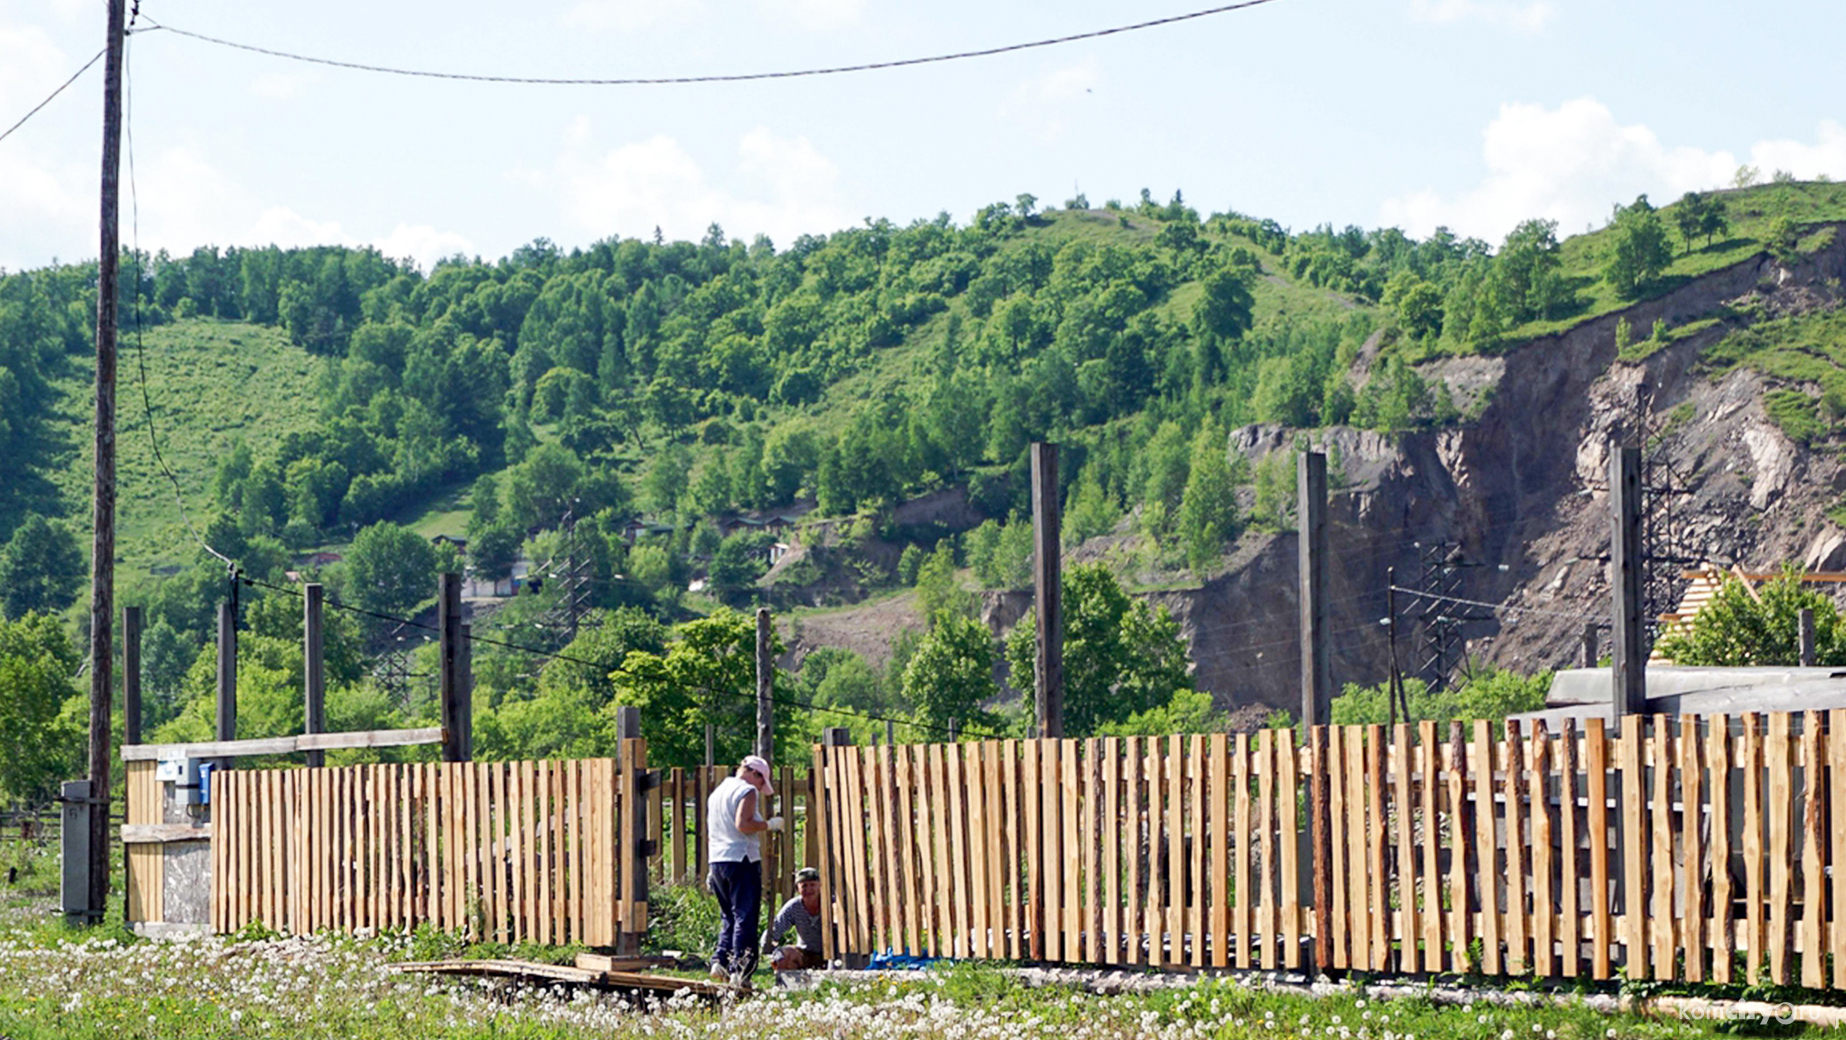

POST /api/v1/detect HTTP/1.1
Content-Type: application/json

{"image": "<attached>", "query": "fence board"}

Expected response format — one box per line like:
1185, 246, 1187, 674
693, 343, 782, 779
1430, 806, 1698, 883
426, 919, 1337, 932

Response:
1392, 724, 1417, 973
1682, 717, 1706, 983
1558, 720, 1579, 978
1769, 712, 1793, 984
1802, 713, 1825, 987
1531, 721, 1554, 978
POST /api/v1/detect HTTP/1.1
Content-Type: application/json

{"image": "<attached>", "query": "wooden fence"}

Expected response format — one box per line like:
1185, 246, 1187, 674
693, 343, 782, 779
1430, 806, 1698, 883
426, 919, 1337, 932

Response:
813, 712, 1846, 983
210, 744, 649, 945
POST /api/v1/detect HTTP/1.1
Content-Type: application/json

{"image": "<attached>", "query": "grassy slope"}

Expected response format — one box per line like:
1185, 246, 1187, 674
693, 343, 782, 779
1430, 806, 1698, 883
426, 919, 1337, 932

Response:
46, 319, 327, 575
1496, 180, 1846, 345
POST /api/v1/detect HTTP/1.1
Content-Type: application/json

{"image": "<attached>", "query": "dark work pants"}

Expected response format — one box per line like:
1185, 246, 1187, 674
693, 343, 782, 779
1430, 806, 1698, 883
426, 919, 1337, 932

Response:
709, 858, 762, 974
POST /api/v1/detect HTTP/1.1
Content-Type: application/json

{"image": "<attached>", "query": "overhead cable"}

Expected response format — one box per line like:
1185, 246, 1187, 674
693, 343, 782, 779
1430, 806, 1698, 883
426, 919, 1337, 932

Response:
133, 0, 1281, 87
0, 48, 104, 146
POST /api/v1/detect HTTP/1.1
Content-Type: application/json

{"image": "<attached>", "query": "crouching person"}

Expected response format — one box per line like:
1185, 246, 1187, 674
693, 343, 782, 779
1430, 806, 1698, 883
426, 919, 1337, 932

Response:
763, 866, 826, 970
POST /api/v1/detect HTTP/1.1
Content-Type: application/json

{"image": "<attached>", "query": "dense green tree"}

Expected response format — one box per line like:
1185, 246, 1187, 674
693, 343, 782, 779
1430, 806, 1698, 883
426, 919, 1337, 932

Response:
610, 608, 800, 766
1329, 668, 1549, 726
902, 612, 997, 736
1672, 191, 1730, 250
1604, 194, 1673, 298
344, 521, 439, 618
0, 516, 84, 620
1176, 429, 1241, 573
914, 545, 972, 622
1655, 569, 1846, 666
0, 612, 81, 803
1004, 563, 1192, 736
1495, 218, 1573, 321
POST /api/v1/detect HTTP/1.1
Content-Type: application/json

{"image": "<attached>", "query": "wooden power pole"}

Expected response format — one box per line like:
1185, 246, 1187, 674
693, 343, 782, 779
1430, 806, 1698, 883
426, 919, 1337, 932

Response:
1297, 451, 1330, 728
303, 584, 325, 767
755, 607, 773, 761
85, 0, 128, 924
1031, 442, 1063, 739
1609, 445, 1646, 718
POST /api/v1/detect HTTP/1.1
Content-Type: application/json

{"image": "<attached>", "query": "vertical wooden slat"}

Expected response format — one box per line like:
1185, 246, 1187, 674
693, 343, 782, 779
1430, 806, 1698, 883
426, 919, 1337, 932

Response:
1504, 721, 1530, 976
913, 745, 938, 956
1279, 729, 1302, 970
1416, 721, 1442, 973
924, 743, 950, 957
1143, 738, 1161, 965
1043, 739, 1066, 962
992, 741, 1012, 962
974, 746, 989, 953
1682, 717, 1707, 984
1343, 726, 1370, 969
1124, 738, 1144, 966
1743, 714, 1765, 983
515, 761, 531, 942
1446, 721, 1470, 975
1473, 720, 1501, 975
1258, 729, 1278, 971
1708, 719, 1732, 984
951, 741, 974, 957
1219, 732, 1238, 970
892, 745, 917, 956
1165, 735, 1184, 967
1365, 725, 1387, 971
1802, 712, 1825, 988
1393, 723, 1417, 973
1019, 740, 1039, 960
811, 747, 835, 964
1100, 737, 1120, 965
1184, 735, 1203, 968
1004, 740, 1025, 960
1620, 714, 1646, 979
1832, 709, 1846, 989
1769, 712, 1793, 984
1554, 720, 1578, 977
1531, 721, 1555, 978
1326, 726, 1349, 970
863, 745, 890, 955
1651, 717, 1677, 979
1064, 739, 1083, 962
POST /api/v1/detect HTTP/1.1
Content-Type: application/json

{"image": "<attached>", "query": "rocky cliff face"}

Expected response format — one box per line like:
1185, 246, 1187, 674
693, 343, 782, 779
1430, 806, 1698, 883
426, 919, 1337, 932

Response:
1172, 227, 1846, 714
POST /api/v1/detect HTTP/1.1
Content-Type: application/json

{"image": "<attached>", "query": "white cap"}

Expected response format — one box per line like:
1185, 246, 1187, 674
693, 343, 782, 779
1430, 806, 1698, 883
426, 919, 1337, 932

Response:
741, 754, 775, 795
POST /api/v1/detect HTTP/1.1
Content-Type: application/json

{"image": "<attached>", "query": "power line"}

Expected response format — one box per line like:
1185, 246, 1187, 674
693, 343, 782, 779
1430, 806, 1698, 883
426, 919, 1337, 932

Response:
122, 32, 234, 571
0, 48, 104, 146
1389, 585, 1602, 624
133, 0, 1282, 87
238, 573, 958, 738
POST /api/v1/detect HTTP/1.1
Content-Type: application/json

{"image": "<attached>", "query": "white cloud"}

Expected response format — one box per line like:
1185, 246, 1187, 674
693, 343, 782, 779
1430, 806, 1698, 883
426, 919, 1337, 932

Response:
1748, 121, 1846, 182
1408, 0, 1555, 33
1001, 58, 1099, 142
562, 0, 703, 32
1379, 97, 1756, 242
755, 0, 864, 31
555, 122, 854, 248
374, 224, 477, 271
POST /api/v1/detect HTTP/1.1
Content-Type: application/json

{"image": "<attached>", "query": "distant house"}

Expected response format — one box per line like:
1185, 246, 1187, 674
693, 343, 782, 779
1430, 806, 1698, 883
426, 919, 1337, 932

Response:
620, 518, 677, 545
464, 556, 530, 598
303, 551, 343, 567
432, 534, 468, 552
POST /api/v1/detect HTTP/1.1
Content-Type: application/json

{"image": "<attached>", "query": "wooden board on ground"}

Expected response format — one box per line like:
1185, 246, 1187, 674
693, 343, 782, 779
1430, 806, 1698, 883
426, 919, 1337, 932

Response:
391, 959, 727, 997
574, 953, 683, 973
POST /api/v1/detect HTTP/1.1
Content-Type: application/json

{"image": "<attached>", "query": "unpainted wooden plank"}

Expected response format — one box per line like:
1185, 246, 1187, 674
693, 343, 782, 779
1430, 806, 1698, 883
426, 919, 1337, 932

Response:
877, 745, 903, 956
1343, 726, 1369, 969
1219, 732, 1237, 970
1393, 724, 1418, 973
952, 741, 976, 957
990, 741, 1011, 962
1504, 721, 1531, 977
1184, 735, 1204, 969
1707, 719, 1732, 985
1416, 721, 1442, 974
1445, 722, 1470, 974
1532, 721, 1556, 978
1768, 713, 1792, 984
1832, 710, 1846, 990
1122, 738, 1143, 966
913, 745, 939, 956
1651, 718, 1678, 980
1682, 718, 1706, 984
1473, 720, 1501, 976
1279, 730, 1302, 971
1257, 729, 1278, 971
1365, 726, 1388, 972
1743, 715, 1765, 984
1166, 735, 1185, 967
1556, 720, 1579, 979
1326, 726, 1349, 971
1802, 712, 1825, 988
1064, 739, 1084, 962
1619, 715, 1645, 979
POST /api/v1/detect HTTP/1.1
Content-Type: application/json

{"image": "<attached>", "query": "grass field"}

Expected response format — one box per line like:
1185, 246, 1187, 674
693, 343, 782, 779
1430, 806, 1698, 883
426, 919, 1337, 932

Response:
46, 318, 329, 576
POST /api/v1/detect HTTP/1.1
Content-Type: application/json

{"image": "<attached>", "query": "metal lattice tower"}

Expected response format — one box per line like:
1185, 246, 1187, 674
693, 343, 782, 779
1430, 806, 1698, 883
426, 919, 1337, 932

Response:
1631, 381, 1698, 655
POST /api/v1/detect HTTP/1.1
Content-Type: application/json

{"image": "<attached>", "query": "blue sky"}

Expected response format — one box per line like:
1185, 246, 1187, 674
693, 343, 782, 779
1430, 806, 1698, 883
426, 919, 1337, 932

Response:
3, 0, 1844, 272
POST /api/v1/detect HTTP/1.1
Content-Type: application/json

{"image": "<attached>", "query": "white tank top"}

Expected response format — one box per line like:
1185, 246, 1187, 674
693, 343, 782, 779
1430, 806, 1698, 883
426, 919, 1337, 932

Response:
707, 775, 762, 864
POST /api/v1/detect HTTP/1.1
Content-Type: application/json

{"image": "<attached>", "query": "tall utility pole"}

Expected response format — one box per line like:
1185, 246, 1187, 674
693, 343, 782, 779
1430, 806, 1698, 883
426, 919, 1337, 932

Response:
755, 607, 773, 761
303, 584, 325, 768
1610, 445, 1646, 718
1297, 452, 1330, 728
1030, 442, 1063, 739
86, 0, 128, 922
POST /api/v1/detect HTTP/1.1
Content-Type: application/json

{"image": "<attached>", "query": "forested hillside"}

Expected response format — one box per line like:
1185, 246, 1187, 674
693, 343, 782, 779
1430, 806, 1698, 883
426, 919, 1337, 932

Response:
3, 177, 1844, 803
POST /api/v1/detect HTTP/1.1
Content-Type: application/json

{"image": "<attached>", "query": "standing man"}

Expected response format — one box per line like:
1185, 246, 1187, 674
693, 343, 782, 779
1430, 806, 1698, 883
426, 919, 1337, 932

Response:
763, 866, 826, 970
706, 753, 783, 983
